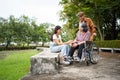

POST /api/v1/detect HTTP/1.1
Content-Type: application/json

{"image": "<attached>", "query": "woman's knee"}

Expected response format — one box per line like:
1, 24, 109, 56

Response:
62, 44, 69, 48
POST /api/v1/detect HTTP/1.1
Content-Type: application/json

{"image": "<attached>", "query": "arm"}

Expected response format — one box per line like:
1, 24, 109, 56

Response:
64, 40, 74, 44
53, 39, 63, 45
53, 35, 73, 45
89, 18, 97, 41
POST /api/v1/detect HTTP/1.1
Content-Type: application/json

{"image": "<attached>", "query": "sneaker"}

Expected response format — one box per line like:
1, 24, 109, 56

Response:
81, 57, 85, 61
60, 60, 70, 65
67, 56, 72, 59
74, 57, 81, 61
68, 56, 74, 61
64, 56, 73, 62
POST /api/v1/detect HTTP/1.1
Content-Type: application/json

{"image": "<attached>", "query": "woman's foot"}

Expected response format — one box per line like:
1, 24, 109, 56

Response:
60, 60, 70, 65
58, 54, 70, 65
65, 56, 74, 62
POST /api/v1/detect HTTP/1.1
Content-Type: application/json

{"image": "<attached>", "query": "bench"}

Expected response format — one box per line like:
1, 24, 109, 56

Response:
113, 48, 120, 53
99, 48, 120, 53
30, 47, 59, 75
99, 48, 114, 53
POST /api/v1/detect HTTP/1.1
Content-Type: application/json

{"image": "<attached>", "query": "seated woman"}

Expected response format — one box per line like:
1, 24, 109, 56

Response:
68, 22, 91, 61
50, 25, 72, 65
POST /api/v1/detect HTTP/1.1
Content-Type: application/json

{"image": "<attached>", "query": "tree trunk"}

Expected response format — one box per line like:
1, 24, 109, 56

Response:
42, 42, 44, 47
94, 0, 103, 41
111, 9, 117, 39
96, 16, 103, 40
6, 40, 10, 49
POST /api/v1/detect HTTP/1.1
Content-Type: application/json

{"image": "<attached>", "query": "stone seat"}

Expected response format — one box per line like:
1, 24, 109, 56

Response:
30, 47, 59, 75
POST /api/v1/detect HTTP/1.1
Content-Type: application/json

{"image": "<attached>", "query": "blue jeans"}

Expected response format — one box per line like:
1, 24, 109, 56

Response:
50, 43, 70, 56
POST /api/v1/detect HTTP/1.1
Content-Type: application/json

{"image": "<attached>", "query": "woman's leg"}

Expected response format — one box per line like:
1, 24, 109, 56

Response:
78, 43, 85, 59
50, 45, 62, 53
50, 45, 70, 64
58, 45, 70, 64
68, 46, 78, 57
61, 44, 70, 56
51, 44, 69, 55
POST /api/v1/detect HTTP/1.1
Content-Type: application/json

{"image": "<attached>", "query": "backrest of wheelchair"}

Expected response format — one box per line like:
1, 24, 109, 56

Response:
84, 41, 93, 51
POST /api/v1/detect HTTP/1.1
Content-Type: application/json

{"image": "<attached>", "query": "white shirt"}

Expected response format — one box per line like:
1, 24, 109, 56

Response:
53, 34, 61, 40
50, 34, 62, 44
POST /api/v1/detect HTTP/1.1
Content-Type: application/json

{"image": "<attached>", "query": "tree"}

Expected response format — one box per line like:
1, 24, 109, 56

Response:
37, 23, 54, 46
59, 0, 120, 40
16, 15, 33, 46
0, 15, 55, 47
0, 15, 17, 47
0, 17, 7, 42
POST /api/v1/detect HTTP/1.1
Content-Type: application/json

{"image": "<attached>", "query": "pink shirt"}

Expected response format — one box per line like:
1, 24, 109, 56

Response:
75, 31, 91, 42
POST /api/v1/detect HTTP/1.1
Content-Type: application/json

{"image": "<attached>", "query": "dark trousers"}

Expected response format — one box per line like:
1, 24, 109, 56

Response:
68, 43, 85, 59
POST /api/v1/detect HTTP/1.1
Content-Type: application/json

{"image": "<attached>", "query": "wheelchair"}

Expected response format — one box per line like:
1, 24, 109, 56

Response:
80, 41, 100, 66
65, 41, 100, 66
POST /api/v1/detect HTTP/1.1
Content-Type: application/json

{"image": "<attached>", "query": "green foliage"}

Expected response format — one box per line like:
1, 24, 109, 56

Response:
59, 0, 120, 40
61, 24, 78, 42
0, 15, 54, 46
0, 50, 39, 80
94, 40, 120, 48
39, 23, 54, 42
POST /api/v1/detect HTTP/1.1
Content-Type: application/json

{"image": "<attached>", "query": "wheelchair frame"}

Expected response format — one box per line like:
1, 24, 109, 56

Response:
82, 41, 100, 65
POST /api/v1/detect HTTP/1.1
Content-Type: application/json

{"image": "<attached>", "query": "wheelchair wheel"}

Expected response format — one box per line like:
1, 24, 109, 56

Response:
82, 49, 91, 66
85, 52, 91, 66
90, 43, 100, 64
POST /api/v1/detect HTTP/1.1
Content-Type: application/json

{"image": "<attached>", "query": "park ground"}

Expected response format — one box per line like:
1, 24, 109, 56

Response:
22, 52, 120, 80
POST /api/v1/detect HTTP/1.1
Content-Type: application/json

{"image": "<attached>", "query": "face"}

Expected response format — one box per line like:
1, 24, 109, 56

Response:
57, 28, 62, 34
79, 15, 84, 22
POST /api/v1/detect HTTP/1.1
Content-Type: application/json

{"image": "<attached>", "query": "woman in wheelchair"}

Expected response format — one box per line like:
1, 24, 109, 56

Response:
68, 22, 91, 61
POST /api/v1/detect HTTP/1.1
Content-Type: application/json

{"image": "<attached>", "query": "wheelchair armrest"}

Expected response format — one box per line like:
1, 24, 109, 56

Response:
85, 41, 93, 44
85, 41, 93, 51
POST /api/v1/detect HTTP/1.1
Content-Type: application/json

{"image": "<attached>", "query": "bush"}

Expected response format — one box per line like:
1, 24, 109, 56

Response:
94, 40, 120, 48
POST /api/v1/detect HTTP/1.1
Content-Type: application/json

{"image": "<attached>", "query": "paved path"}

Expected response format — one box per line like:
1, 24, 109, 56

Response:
21, 52, 120, 80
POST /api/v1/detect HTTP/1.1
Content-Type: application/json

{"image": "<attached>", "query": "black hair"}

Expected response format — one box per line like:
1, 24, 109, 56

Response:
50, 25, 61, 41
81, 22, 88, 32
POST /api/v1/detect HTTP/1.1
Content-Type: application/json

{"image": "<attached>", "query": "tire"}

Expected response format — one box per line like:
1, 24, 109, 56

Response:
90, 43, 100, 64
84, 50, 91, 66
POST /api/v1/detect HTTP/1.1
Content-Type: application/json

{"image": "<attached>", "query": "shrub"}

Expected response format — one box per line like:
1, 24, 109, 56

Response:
94, 40, 120, 48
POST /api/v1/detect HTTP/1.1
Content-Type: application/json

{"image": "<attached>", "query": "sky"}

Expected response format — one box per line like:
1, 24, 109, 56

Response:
0, 0, 63, 26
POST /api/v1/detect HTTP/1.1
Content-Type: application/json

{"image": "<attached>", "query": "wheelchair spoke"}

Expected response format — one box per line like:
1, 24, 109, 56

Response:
90, 43, 100, 64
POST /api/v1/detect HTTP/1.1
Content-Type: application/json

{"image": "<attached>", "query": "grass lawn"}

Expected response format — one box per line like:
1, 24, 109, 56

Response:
0, 49, 39, 80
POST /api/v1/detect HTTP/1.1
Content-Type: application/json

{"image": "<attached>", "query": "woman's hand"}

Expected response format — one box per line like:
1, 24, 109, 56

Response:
65, 40, 73, 44
90, 33, 96, 41
71, 42, 78, 47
